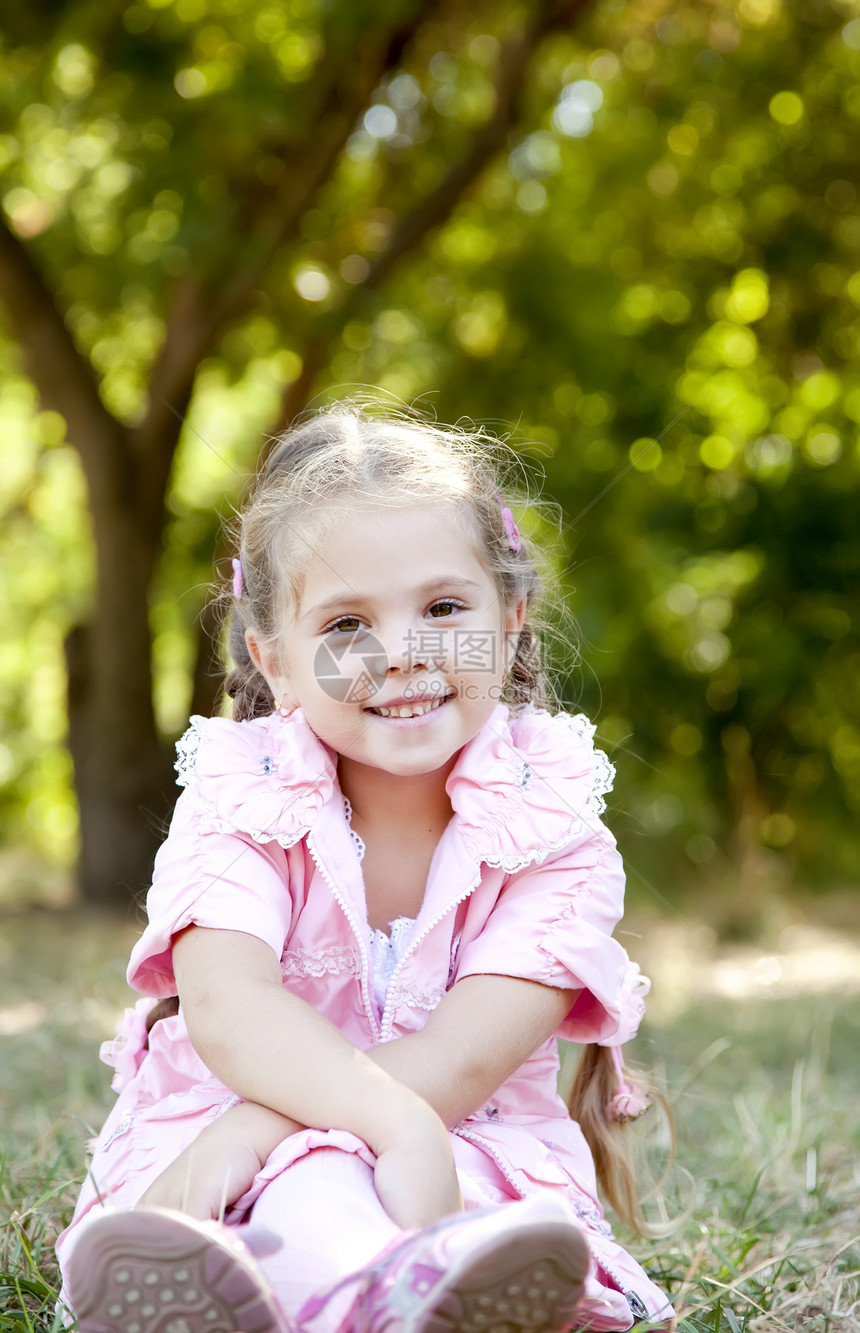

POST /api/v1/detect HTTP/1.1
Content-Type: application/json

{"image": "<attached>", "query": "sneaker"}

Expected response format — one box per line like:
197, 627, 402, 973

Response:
349, 1196, 589, 1333
64, 1206, 286, 1333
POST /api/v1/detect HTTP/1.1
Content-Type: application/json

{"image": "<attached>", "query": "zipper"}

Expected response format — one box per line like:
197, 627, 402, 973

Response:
627, 1292, 650, 1322
599, 1255, 651, 1322
459, 1126, 648, 1317
455, 1124, 525, 1194
306, 831, 380, 1041
378, 862, 484, 1041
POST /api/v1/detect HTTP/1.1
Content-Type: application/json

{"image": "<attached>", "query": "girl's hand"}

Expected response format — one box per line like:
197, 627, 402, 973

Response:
138, 1134, 264, 1220
137, 1102, 303, 1220
372, 1106, 463, 1229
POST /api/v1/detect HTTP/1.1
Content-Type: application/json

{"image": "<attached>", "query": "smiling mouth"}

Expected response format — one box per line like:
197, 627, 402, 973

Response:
366, 694, 453, 719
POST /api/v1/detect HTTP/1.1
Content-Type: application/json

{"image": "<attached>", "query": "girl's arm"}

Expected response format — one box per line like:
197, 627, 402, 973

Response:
172, 925, 462, 1228
367, 975, 575, 1227
139, 1101, 302, 1219
368, 974, 576, 1127
140, 975, 571, 1223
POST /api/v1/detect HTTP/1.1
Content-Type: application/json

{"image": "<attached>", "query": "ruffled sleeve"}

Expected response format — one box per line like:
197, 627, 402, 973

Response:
454, 824, 645, 1043
99, 996, 156, 1092
127, 710, 336, 996
451, 707, 648, 1044
446, 706, 615, 872
176, 711, 337, 847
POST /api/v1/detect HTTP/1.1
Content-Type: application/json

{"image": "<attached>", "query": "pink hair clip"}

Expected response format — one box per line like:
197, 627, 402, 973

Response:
493, 491, 521, 553
605, 1046, 650, 1123
231, 556, 244, 600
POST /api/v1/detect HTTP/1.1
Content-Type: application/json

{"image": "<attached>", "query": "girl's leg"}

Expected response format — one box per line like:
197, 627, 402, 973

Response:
248, 1152, 591, 1333
248, 1147, 402, 1327
64, 1152, 594, 1333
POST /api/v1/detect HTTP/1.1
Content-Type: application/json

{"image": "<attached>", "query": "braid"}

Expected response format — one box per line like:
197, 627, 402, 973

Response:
568, 1044, 674, 1235
508, 619, 545, 708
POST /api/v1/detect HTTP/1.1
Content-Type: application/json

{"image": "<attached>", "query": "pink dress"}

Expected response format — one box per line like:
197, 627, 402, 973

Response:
57, 703, 673, 1331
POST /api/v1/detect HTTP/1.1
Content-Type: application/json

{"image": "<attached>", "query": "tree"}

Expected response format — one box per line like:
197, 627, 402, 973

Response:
2, 0, 859, 921
0, 0, 590, 906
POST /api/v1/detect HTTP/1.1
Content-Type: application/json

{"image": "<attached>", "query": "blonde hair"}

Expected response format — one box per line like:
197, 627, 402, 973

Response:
221, 400, 667, 1231
568, 1045, 672, 1234
225, 404, 545, 718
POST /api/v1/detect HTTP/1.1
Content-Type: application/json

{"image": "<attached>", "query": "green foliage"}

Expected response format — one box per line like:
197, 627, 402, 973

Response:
410, 0, 860, 899
0, 376, 89, 871
0, 0, 858, 906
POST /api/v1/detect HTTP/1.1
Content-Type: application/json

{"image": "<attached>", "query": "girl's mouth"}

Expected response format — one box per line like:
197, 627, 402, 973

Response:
365, 694, 453, 720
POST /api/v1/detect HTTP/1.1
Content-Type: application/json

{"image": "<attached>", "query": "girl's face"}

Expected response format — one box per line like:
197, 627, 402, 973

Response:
247, 502, 526, 780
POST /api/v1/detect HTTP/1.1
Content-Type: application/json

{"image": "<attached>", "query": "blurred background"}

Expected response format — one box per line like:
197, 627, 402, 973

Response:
0, 0, 858, 936
3, 9, 860, 1328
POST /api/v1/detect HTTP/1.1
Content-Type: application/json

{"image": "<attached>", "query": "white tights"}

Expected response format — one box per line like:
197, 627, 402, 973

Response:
247, 1149, 402, 1328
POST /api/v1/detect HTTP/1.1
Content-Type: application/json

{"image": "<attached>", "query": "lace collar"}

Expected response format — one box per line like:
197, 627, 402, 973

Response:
174, 703, 614, 870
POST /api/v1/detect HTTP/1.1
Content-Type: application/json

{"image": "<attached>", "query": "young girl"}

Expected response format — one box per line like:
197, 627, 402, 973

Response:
58, 406, 674, 1333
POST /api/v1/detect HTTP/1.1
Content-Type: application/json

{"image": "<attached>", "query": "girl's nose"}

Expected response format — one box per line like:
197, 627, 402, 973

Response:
382, 622, 429, 674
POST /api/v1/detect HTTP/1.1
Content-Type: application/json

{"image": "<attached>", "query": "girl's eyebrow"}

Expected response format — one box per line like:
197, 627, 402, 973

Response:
303, 577, 484, 621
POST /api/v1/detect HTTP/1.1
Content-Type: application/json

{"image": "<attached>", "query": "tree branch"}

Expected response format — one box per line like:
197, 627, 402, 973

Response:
171, 0, 596, 706
208, 0, 448, 333
132, 0, 447, 536
270, 0, 593, 427
0, 216, 130, 507
130, 275, 214, 533
363, 0, 591, 293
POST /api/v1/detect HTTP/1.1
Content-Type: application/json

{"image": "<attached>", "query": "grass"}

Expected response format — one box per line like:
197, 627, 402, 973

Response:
1, 908, 859, 1332
633, 1001, 860, 1330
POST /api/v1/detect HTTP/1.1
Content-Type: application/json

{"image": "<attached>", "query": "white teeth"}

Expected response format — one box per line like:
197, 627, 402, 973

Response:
371, 696, 448, 718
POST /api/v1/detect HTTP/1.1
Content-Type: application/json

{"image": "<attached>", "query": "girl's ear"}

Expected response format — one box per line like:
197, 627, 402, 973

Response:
245, 630, 284, 695
508, 595, 528, 633
503, 596, 528, 672
244, 628, 270, 679
246, 631, 297, 712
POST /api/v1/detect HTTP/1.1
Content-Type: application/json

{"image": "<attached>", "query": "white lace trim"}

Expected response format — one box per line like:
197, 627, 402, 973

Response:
280, 945, 360, 980
174, 715, 208, 787
388, 979, 446, 1011
552, 711, 596, 743
279, 924, 432, 1017
174, 717, 319, 848
470, 798, 615, 876
369, 916, 416, 1016
468, 712, 616, 873
342, 795, 366, 862
587, 746, 615, 818
189, 809, 314, 850
546, 712, 615, 817
474, 828, 586, 875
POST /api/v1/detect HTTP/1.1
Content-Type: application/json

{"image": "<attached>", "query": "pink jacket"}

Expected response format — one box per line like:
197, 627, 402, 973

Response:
59, 704, 670, 1328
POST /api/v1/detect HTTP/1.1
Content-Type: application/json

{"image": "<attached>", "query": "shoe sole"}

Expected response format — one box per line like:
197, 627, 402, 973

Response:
413, 1221, 589, 1333
65, 1207, 284, 1333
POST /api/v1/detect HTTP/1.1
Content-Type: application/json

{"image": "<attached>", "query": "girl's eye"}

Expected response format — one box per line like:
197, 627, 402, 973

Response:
428, 600, 464, 618
327, 616, 363, 634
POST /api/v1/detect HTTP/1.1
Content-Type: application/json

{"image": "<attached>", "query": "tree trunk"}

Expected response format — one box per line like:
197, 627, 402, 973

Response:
0, 3, 593, 908
65, 497, 176, 910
